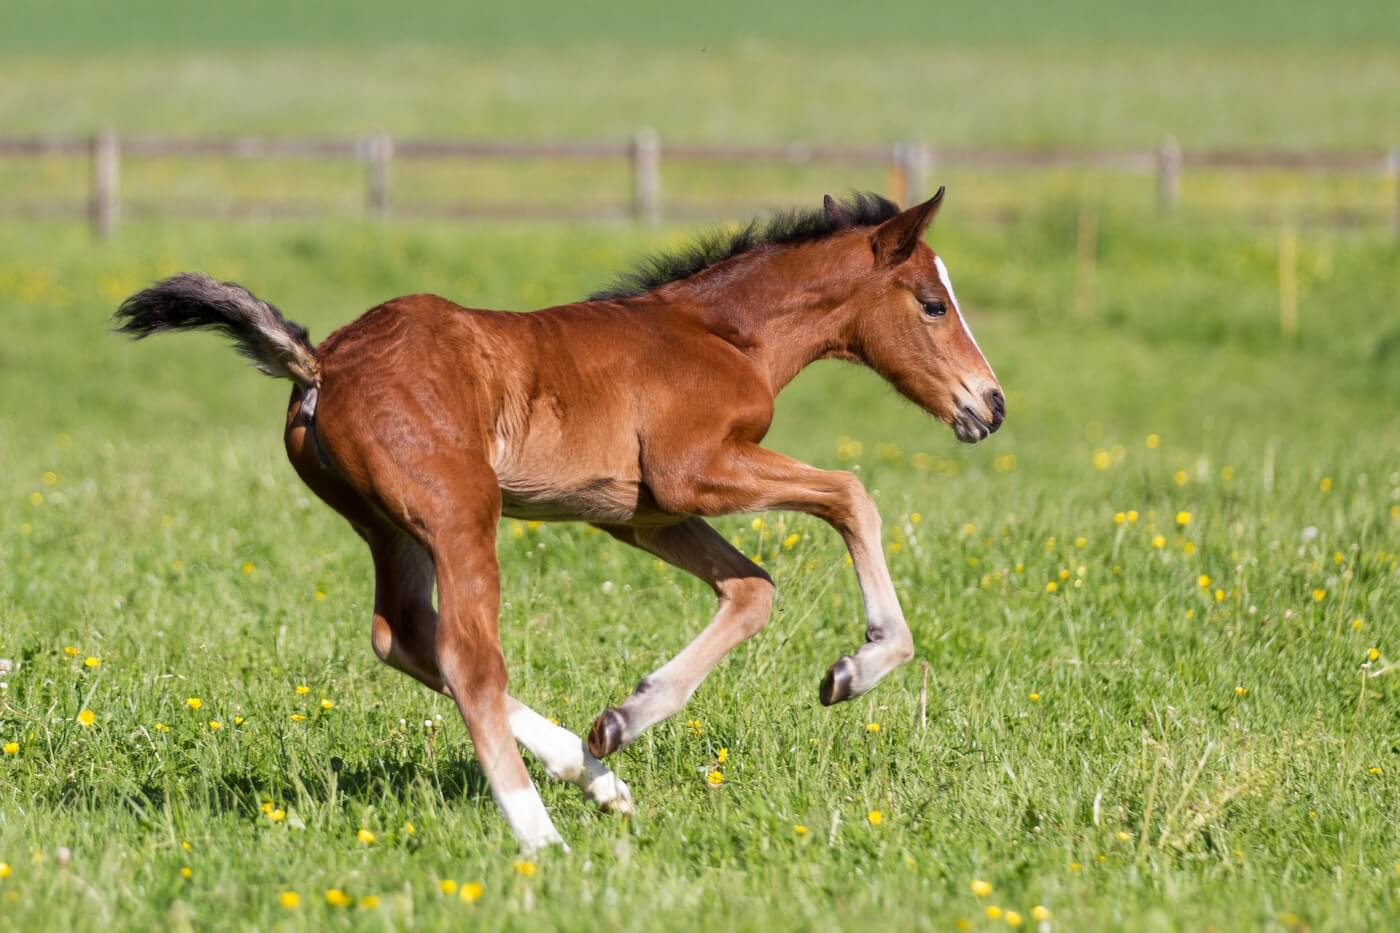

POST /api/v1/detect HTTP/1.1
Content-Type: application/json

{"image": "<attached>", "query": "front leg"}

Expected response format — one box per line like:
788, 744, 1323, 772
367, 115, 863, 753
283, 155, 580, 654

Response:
655, 443, 914, 705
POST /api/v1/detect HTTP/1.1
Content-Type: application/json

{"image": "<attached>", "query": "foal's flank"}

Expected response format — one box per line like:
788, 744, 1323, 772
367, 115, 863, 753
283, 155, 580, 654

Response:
113, 190, 1003, 853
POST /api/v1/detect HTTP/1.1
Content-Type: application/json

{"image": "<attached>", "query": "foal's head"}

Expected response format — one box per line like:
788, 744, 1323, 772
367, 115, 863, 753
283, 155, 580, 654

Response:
827, 189, 1004, 443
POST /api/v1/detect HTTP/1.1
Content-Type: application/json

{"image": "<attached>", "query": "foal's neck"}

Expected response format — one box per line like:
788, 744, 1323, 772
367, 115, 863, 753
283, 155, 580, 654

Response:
662, 244, 860, 395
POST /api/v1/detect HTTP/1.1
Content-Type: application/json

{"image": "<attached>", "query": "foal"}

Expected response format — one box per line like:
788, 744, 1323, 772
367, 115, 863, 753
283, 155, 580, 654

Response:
115, 190, 1003, 852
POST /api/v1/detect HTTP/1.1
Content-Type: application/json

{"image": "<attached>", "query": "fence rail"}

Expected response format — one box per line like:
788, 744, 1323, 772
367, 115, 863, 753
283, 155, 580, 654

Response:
0, 131, 1395, 238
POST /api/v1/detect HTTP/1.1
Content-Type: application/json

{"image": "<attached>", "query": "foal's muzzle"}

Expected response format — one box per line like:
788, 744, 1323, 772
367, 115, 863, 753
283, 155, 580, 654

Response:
952, 388, 1006, 444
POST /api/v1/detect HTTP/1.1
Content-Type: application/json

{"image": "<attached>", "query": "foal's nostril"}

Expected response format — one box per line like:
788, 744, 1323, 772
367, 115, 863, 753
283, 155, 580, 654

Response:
985, 389, 1006, 425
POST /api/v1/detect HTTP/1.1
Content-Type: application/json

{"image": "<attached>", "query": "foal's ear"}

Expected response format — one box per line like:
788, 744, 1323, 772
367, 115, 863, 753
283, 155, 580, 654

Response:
823, 194, 853, 227
872, 186, 946, 266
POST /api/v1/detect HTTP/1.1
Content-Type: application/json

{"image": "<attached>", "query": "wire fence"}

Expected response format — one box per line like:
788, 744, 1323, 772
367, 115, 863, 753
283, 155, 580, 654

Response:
1, 131, 1396, 239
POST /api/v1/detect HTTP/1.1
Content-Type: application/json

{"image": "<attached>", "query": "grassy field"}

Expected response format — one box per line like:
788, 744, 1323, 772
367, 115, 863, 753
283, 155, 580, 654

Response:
0, 211, 1396, 931
2, 3, 1399, 931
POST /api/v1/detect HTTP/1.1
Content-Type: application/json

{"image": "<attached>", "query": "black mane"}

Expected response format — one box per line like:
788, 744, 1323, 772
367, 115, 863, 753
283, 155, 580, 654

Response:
589, 191, 900, 301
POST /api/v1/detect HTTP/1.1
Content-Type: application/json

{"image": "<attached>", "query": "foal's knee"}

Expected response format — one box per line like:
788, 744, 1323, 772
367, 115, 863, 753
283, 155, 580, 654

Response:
721, 572, 775, 638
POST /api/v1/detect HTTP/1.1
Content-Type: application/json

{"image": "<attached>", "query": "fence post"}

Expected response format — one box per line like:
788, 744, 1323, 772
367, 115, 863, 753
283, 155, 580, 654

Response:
1278, 225, 1298, 339
631, 128, 660, 226
887, 143, 909, 207
1389, 148, 1400, 239
1156, 135, 1181, 214
90, 130, 119, 239
367, 133, 394, 218
903, 141, 931, 204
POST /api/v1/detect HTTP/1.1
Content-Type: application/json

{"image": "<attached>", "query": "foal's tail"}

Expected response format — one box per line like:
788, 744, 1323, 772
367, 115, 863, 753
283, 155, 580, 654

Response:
114, 273, 321, 389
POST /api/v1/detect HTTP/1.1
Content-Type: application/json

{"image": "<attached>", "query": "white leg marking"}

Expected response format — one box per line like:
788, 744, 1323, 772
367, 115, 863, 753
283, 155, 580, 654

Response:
509, 706, 634, 814
495, 786, 567, 854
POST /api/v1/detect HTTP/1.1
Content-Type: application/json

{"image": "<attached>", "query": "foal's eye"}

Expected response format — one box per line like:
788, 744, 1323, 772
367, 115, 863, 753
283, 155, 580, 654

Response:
920, 298, 947, 319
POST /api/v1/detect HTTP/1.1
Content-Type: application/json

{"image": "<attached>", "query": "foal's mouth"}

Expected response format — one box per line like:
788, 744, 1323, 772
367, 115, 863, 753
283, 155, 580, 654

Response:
951, 404, 1001, 444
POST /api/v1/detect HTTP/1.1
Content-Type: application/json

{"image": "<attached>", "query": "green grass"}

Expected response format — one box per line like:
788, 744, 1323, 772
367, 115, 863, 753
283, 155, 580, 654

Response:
0, 214, 1396, 931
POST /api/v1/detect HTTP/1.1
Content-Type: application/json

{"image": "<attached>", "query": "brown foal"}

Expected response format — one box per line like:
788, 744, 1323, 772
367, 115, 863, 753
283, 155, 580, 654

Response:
115, 190, 1003, 852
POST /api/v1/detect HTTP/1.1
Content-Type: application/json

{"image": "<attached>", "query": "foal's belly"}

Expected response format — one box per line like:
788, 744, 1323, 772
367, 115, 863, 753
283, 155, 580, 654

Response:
497, 475, 675, 526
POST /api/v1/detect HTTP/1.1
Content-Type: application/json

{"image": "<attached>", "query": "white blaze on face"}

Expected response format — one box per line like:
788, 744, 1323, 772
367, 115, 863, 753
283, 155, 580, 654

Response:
934, 255, 993, 374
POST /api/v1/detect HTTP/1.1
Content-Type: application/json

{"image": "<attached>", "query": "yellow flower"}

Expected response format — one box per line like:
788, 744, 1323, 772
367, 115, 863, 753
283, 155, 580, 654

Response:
1145, 433, 1160, 449
1176, 511, 1191, 526
181, 841, 192, 852
325, 889, 351, 908
208, 721, 222, 731
278, 891, 300, 909
234, 716, 245, 726
1032, 906, 1051, 922
460, 881, 484, 903
42, 471, 59, 486
359, 895, 380, 909
794, 824, 808, 836
782, 533, 801, 549
717, 747, 729, 763
241, 562, 255, 575
1221, 466, 1235, 480
1173, 470, 1188, 486
77, 708, 95, 727
83, 656, 100, 668
1311, 589, 1326, 602
867, 809, 883, 826
321, 699, 335, 710
1005, 910, 1023, 927
29, 492, 43, 506
1367, 647, 1381, 662
295, 685, 310, 695
513, 860, 537, 878
1074, 536, 1087, 549
1028, 692, 1041, 703
1368, 766, 1382, 776
290, 714, 306, 722
1352, 618, 1364, 631
356, 829, 376, 845
1151, 535, 1166, 549
1115, 830, 1133, 842
1319, 477, 1333, 492
1045, 581, 1057, 594
686, 719, 703, 737
3, 742, 18, 755
154, 722, 170, 733
1183, 542, 1195, 556
1113, 512, 1125, 524
1069, 862, 1082, 873
750, 517, 765, 531
866, 722, 880, 733
63, 646, 80, 657
910, 512, 923, 524
0, 863, 10, 878
707, 770, 725, 786
186, 697, 202, 710
1198, 574, 1211, 588
1092, 449, 1111, 471
986, 906, 1003, 921
314, 590, 326, 602
971, 879, 992, 897
403, 820, 415, 835
1127, 510, 1139, 523
267, 808, 286, 823
1058, 569, 1070, 580
439, 879, 458, 896
1235, 686, 1247, 697
180, 866, 192, 879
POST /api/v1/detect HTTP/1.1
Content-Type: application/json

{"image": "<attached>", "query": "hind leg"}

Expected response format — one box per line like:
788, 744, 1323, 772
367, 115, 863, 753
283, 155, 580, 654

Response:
370, 522, 632, 813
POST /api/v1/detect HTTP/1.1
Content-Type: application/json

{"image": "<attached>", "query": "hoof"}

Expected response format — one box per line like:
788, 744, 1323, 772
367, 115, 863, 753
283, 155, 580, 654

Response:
819, 656, 857, 706
587, 707, 626, 758
593, 776, 635, 816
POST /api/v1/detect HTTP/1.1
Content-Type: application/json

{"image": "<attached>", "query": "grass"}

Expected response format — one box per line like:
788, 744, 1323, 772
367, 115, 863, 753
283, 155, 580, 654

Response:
0, 213, 1396, 931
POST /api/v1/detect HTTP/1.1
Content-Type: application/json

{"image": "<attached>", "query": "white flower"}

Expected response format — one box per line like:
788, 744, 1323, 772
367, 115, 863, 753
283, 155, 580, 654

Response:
1300, 526, 1319, 543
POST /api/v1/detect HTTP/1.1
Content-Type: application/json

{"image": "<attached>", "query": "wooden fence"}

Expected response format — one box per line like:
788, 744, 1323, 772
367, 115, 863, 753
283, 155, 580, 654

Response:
0, 131, 1396, 238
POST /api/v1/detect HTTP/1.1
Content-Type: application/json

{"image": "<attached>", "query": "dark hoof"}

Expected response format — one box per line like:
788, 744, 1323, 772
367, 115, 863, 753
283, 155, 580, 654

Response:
819, 657, 857, 706
588, 707, 626, 758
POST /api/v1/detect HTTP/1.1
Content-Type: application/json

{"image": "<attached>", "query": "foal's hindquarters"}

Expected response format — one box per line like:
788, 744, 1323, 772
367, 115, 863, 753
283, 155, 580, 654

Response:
281, 351, 631, 853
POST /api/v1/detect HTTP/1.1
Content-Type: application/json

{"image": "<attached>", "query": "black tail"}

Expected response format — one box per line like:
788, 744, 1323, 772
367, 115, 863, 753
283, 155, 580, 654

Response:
114, 273, 320, 388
